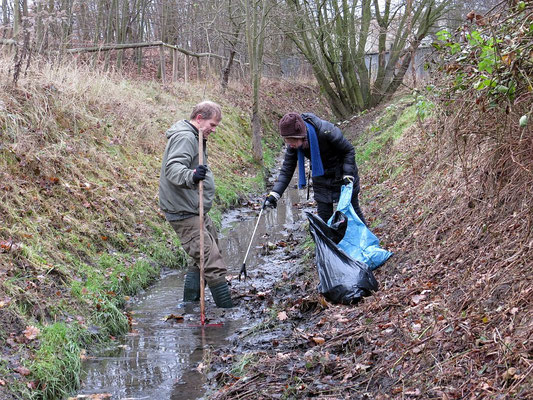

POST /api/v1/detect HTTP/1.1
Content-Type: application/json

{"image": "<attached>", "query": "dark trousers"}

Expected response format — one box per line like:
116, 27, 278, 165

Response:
316, 189, 366, 226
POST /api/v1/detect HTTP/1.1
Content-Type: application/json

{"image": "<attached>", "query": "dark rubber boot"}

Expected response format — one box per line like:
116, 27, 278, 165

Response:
183, 269, 200, 302
209, 281, 234, 308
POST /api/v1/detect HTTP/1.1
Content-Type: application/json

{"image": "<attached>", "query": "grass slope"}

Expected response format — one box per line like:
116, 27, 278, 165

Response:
0, 57, 329, 399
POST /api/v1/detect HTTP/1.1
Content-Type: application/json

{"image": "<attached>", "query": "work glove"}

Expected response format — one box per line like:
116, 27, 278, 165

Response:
263, 192, 280, 209
343, 175, 354, 186
192, 165, 208, 183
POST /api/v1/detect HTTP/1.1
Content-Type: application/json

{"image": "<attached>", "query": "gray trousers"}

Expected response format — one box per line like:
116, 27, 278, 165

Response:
169, 215, 227, 285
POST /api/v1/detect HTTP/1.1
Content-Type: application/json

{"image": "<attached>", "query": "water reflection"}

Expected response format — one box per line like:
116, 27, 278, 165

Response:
78, 182, 311, 400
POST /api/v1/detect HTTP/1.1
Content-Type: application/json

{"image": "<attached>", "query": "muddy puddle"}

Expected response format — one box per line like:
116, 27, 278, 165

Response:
76, 177, 313, 400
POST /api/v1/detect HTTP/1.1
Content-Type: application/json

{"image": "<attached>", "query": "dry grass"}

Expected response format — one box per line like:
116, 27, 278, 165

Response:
0, 51, 330, 398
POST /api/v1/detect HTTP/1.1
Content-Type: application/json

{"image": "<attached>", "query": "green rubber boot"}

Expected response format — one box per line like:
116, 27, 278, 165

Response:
183, 269, 200, 302
209, 280, 234, 308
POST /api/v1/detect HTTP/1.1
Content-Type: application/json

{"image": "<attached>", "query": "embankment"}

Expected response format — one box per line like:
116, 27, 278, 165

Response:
0, 57, 329, 399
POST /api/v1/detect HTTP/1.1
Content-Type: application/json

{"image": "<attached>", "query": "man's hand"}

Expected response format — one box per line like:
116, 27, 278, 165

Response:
343, 175, 354, 186
192, 165, 208, 183
263, 192, 280, 209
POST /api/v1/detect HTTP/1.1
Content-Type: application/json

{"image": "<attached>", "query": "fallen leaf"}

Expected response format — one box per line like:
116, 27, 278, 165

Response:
0, 298, 11, 308
14, 366, 31, 376
318, 296, 330, 308
412, 344, 425, 353
312, 336, 325, 345
196, 362, 206, 373
503, 367, 517, 381
164, 314, 184, 322
23, 326, 40, 341
341, 372, 353, 383
26, 381, 38, 390
277, 311, 288, 321
411, 294, 426, 305
0, 240, 12, 250
354, 363, 371, 371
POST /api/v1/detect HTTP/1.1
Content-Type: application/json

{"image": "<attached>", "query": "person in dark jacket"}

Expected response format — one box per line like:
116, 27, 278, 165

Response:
159, 101, 233, 308
263, 112, 366, 225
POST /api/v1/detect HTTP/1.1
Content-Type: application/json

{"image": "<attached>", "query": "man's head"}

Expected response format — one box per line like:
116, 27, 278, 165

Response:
190, 101, 222, 138
279, 112, 307, 149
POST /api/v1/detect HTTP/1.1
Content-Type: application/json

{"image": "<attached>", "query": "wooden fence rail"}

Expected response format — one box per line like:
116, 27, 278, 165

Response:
66, 41, 230, 84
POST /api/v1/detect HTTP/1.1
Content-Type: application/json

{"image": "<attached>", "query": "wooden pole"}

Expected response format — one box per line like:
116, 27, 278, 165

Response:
185, 54, 189, 84
172, 48, 178, 82
159, 45, 166, 84
198, 128, 206, 326
196, 56, 201, 81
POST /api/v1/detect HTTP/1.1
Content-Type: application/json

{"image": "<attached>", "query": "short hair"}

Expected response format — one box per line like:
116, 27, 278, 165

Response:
190, 101, 222, 121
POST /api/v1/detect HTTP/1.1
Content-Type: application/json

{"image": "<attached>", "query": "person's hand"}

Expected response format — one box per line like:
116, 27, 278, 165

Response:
192, 165, 208, 183
263, 192, 279, 209
343, 175, 354, 186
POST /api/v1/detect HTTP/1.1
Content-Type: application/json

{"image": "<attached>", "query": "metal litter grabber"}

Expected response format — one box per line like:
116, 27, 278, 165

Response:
239, 206, 265, 281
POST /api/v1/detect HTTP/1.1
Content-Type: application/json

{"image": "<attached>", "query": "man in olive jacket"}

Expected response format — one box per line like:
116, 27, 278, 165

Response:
263, 112, 366, 225
159, 101, 233, 308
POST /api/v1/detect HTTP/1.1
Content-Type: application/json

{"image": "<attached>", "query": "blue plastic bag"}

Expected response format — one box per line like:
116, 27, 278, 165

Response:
329, 184, 392, 270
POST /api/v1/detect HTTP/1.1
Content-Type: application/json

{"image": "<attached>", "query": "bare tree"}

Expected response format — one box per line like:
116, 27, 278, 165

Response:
282, 0, 450, 119
217, 0, 245, 92
243, 0, 277, 163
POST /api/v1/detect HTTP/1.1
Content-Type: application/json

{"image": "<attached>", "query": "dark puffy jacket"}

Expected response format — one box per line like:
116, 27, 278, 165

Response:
272, 113, 359, 203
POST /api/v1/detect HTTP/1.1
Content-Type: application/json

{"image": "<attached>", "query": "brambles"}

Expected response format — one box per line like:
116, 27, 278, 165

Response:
434, 3, 532, 110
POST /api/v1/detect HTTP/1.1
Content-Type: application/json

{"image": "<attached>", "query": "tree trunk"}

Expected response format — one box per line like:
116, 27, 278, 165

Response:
221, 49, 236, 92
13, 0, 20, 38
2, 0, 8, 33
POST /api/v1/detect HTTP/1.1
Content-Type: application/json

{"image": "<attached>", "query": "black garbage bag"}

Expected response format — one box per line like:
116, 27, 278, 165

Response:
306, 212, 379, 305
322, 210, 348, 244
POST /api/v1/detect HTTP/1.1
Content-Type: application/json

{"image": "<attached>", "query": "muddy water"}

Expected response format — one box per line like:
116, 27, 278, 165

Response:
77, 179, 311, 400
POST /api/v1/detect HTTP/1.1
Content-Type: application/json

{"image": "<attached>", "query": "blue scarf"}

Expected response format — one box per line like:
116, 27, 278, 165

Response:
298, 122, 324, 188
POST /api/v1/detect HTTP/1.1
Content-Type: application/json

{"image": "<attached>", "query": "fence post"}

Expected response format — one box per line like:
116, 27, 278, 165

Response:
160, 45, 166, 84
184, 54, 189, 84
172, 48, 178, 82
196, 56, 200, 81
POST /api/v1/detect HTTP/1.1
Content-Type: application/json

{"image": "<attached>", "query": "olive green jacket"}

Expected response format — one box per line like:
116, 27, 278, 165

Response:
159, 120, 215, 220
